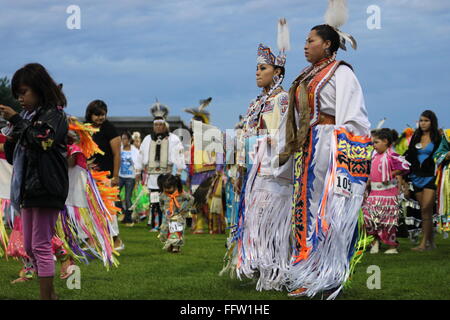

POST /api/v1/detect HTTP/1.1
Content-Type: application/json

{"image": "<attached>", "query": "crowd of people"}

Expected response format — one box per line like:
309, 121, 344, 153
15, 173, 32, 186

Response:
0, 0, 448, 301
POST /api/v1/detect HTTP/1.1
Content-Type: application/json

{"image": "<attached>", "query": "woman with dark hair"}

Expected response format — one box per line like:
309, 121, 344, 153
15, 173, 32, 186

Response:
404, 110, 441, 251
282, 1, 371, 299
0, 63, 68, 299
85, 99, 123, 250
85, 100, 121, 184
221, 19, 293, 292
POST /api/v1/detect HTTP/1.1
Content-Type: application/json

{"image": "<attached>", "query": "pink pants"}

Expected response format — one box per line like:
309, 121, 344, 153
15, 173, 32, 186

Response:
21, 207, 60, 277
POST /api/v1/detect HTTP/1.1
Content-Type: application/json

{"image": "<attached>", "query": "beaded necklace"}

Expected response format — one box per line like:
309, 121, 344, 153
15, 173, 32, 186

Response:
242, 76, 284, 137
298, 53, 337, 85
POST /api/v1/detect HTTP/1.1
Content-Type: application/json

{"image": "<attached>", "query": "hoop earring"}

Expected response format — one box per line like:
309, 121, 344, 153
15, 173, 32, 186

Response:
325, 48, 331, 57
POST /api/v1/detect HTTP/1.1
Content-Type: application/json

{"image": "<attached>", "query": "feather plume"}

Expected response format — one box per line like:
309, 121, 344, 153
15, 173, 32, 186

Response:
337, 29, 357, 50
376, 118, 387, 129
324, 0, 348, 28
277, 18, 291, 52
150, 98, 169, 119
198, 97, 212, 111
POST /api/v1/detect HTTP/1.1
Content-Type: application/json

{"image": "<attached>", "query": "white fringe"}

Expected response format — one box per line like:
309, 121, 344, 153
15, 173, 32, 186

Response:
285, 186, 364, 299
285, 127, 367, 299
237, 180, 292, 291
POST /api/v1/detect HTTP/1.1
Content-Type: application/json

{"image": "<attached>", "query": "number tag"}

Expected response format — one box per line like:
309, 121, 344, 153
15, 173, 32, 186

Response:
150, 192, 160, 203
169, 221, 184, 233
334, 172, 352, 197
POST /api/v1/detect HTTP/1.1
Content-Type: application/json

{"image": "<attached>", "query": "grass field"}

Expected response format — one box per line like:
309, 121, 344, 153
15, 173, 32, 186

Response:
0, 221, 449, 300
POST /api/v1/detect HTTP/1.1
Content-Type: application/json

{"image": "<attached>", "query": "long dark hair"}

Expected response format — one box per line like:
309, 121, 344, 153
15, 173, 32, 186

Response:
85, 99, 108, 122
311, 24, 341, 54
410, 110, 440, 146
11, 63, 67, 108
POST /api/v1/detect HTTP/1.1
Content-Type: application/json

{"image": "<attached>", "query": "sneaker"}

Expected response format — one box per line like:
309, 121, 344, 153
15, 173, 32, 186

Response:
370, 241, 379, 254
384, 248, 398, 254
150, 228, 159, 232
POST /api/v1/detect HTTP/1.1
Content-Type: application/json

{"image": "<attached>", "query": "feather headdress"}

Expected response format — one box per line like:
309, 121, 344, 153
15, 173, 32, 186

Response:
184, 97, 212, 124
257, 18, 291, 68
150, 98, 170, 123
324, 0, 357, 51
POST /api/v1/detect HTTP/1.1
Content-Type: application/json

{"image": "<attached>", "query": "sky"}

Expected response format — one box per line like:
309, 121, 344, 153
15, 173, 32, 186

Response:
0, 0, 449, 131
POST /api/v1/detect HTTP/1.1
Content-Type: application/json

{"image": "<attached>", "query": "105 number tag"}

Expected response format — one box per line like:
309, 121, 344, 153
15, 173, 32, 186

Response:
335, 173, 352, 197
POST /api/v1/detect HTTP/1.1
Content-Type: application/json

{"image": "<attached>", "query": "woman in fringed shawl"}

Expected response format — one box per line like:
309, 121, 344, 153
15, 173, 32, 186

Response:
281, 1, 372, 299
220, 19, 294, 291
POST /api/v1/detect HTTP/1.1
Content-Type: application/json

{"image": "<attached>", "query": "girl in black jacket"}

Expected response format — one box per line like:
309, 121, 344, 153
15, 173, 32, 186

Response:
0, 63, 68, 300
404, 110, 441, 251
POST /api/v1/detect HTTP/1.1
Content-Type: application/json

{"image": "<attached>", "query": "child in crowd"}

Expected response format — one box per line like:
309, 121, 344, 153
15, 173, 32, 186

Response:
0, 63, 69, 299
119, 131, 139, 226
158, 174, 194, 253
363, 128, 410, 254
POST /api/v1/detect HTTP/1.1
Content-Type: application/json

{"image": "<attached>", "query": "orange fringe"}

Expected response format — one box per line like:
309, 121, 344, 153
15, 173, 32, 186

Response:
68, 118, 105, 159
91, 170, 121, 216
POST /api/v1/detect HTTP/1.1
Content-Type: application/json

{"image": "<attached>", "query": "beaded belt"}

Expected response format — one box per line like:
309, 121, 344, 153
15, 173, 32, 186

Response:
371, 179, 398, 191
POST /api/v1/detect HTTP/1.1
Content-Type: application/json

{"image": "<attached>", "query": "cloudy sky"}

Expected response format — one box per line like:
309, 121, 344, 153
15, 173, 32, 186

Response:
0, 0, 449, 131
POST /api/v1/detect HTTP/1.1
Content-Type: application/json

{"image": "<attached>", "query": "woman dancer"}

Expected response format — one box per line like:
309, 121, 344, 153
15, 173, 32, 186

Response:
221, 19, 293, 291
281, 1, 371, 299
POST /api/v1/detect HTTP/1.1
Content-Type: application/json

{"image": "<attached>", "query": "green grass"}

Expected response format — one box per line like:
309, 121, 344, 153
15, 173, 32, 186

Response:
0, 222, 449, 300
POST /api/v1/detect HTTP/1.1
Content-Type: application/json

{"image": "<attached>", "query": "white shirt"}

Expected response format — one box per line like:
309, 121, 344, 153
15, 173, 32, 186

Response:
319, 64, 371, 135
119, 145, 140, 179
135, 133, 186, 189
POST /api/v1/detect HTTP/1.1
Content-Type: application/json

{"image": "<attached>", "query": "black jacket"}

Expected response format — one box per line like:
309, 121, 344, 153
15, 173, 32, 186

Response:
405, 136, 441, 178
5, 107, 69, 210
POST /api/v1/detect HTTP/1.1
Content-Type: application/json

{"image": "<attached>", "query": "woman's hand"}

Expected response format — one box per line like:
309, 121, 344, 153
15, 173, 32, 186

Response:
0, 105, 18, 120
111, 176, 119, 186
